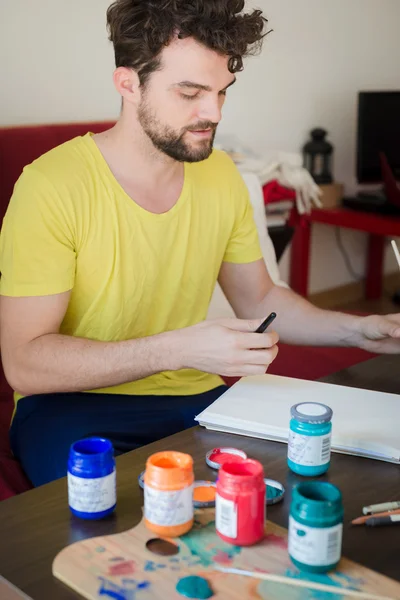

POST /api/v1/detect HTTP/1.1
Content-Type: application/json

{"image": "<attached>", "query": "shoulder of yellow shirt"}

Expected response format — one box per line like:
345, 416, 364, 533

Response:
23, 133, 242, 188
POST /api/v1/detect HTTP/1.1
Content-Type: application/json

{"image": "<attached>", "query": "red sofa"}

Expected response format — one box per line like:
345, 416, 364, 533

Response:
0, 121, 376, 500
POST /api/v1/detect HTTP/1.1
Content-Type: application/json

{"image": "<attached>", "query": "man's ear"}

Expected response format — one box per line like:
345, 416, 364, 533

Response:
113, 67, 141, 107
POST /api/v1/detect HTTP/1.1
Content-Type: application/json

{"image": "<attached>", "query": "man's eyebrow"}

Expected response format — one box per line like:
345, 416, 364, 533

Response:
172, 77, 237, 92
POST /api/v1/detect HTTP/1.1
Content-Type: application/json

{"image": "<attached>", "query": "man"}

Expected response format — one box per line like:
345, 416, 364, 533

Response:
1, 0, 399, 487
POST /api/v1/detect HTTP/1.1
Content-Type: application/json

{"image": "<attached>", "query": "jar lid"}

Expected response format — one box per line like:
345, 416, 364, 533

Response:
138, 470, 145, 489
206, 447, 247, 470
265, 478, 285, 505
291, 402, 333, 424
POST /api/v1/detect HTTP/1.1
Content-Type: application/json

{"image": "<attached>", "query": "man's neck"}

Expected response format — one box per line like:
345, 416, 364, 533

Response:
93, 115, 184, 213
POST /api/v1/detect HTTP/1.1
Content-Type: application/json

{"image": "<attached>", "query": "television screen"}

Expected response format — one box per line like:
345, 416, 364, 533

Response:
357, 91, 400, 184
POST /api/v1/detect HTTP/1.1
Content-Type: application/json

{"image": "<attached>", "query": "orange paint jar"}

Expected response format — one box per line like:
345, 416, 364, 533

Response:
144, 451, 194, 537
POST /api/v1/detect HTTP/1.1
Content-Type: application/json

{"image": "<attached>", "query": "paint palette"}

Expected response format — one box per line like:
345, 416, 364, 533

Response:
52, 510, 400, 600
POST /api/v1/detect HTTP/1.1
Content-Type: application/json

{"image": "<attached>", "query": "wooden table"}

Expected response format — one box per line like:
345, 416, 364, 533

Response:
0, 355, 399, 599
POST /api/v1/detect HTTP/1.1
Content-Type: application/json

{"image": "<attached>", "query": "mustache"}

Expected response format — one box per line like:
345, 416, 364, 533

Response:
185, 122, 218, 132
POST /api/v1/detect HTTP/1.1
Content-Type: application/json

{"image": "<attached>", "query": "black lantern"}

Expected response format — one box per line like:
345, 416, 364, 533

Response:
303, 128, 333, 184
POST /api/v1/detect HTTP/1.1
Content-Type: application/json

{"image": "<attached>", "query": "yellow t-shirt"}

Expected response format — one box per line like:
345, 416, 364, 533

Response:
0, 133, 262, 398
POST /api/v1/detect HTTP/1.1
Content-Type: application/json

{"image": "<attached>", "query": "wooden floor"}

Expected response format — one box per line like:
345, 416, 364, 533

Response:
334, 293, 400, 315
311, 276, 400, 315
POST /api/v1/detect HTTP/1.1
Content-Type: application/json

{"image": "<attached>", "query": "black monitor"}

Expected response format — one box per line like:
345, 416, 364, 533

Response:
356, 91, 400, 184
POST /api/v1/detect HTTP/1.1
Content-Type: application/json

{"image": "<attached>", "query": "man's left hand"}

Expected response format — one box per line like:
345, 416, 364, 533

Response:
348, 314, 400, 353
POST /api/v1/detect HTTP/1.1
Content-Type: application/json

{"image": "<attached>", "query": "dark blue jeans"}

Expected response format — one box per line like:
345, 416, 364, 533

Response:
10, 386, 228, 487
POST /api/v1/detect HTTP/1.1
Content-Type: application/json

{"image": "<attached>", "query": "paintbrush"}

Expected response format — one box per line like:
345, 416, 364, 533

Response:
352, 508, 400, 526
213, 566, 394, 600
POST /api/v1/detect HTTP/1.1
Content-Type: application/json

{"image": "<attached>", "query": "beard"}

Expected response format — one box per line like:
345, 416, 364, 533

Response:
137, 97, 217, 163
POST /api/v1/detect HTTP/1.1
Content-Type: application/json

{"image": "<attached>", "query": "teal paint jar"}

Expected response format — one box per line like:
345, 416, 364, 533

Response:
289, 481, 343, 573
287, 402, 333, 476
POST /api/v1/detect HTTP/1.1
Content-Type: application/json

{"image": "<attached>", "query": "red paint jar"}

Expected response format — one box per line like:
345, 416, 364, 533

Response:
216, 459, 266, 546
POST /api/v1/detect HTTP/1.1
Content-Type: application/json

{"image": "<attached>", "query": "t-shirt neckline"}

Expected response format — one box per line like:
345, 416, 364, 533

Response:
85, 132, 190, 220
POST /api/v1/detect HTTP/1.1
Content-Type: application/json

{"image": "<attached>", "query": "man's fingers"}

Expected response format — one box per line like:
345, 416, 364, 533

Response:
247, 347, 279, 365
376, 318, 400, 338
218, 318, 276, 333
383, 315, 400, 337
236, 331, 279, 349
237, 346, 279, 366
237, 365, 270, 376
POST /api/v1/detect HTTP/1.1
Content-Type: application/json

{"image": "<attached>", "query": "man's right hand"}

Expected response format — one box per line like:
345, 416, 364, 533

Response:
174, 318, 279, 377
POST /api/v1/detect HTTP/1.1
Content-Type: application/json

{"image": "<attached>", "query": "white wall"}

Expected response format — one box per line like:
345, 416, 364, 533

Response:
1, 0, 399, 293
223, 0, 400, 292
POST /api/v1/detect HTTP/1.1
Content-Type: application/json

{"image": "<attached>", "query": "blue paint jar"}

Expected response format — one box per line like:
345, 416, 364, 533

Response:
287, 402, 333, 476
289, 481, 343, 573
68, 437, 116, 520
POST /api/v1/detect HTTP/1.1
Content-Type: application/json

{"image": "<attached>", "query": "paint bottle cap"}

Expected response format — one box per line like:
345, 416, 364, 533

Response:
291, 402, 333, 424
193, 481, 217, 508
206, 447, 247, 470
138, 470, 145, 489
265, 478, 285, 505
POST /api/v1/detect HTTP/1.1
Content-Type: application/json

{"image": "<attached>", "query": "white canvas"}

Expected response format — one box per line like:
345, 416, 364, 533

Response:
195, 374, 400, 464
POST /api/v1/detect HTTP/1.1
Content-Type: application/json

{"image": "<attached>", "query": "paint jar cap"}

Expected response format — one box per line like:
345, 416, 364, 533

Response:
291, 402, 333, 424
206, 447, 247, 470
266, 478, 285, 505
138, 470, 145, 489
144, 451, 194, 490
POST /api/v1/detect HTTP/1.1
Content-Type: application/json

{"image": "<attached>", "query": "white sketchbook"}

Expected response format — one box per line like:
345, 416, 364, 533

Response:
195, 374, 400, 464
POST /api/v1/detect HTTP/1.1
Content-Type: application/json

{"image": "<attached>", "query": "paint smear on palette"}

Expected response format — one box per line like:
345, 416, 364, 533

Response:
181, 556, 204, 567
109, 557, 126, 562
333, 572, 365, 588
255, 569, 362, 600
98, 577, 151, 600
253, 568, 366, 600
212, 551, 234, 565
256, 574, 343, 600
144, 561, 167, 572
122, 579, 139, 586
256, 580, 317, 600
176, 575, 214, 599
98, 577, 134, 600
180, 520, 241, 567
285, 568, 364, 592
265, 533, 288, 551
107, 561, 136, 576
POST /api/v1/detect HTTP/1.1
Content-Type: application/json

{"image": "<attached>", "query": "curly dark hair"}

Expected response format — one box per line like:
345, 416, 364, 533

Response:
106, 0, 269, 86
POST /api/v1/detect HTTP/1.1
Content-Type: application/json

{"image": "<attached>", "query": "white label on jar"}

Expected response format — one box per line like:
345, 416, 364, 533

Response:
144, 484, 193, 527
68, 470, 116, 513
289, 516, 343, 566
288, 431, 331, 466
216, 494, 238, 539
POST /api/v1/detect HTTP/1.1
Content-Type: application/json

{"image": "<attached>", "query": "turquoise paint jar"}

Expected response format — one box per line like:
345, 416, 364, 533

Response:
287, 402, 333, 476
289, 481, 343, 573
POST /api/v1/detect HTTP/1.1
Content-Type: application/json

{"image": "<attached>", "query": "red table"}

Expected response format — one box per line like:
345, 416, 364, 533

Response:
289, 207, 400, 299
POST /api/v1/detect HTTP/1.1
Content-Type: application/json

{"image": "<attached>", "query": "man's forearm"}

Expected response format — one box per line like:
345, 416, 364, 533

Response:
7, 331, 182, 397
255, 285, 361, 347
